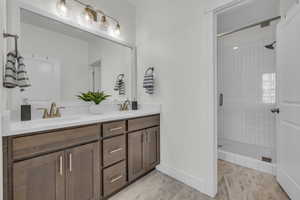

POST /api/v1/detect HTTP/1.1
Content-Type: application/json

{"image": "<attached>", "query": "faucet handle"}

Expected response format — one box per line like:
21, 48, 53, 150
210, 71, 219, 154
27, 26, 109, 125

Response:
37, 108, 49, 119
55, 106, 66, 118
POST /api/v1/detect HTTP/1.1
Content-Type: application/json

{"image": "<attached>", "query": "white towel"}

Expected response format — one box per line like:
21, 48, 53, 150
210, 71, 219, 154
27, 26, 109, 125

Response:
3, 51, 30, 90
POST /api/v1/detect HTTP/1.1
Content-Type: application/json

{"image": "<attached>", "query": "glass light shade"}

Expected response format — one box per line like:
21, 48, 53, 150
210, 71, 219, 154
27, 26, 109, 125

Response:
100, 15, 109, 30
114, 24, 121, 36
56, 0, 68, 16
82, 7, 93, 24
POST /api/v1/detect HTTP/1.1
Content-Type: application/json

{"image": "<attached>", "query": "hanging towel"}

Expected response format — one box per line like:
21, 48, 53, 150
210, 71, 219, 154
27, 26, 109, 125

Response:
114, 74, 126, 95
143, 67, 154, 94
17, 55, 31, 89
3, 52, 17, 88
3, 51, 30, 90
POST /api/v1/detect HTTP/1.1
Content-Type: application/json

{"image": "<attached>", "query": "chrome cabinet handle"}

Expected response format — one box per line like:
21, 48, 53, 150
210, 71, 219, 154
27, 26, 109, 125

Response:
69, 153, 72, 172
59, 155, 63, 176
110, 175, 123, 183
109, 127, 123, 132
110, 148, 123, 154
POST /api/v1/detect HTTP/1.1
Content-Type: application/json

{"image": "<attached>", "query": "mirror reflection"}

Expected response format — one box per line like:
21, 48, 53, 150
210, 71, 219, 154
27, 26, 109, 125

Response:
10, 9, 132, 109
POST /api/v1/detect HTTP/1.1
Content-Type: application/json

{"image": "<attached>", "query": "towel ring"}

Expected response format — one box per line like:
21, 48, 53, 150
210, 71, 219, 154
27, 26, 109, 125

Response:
145, 67, 154, 75
3, 33, 19, 56
117, 74, 125, 80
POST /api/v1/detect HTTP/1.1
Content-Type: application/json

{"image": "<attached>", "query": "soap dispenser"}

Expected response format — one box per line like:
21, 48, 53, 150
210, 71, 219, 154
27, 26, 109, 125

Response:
21, 98, 31, 121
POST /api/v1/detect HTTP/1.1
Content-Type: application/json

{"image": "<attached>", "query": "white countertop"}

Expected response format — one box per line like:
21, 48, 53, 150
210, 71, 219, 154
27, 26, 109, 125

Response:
4, 107, 160, 137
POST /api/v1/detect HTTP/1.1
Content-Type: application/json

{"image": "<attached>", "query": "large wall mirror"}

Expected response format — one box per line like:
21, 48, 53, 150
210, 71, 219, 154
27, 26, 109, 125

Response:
8, 5, 136, 111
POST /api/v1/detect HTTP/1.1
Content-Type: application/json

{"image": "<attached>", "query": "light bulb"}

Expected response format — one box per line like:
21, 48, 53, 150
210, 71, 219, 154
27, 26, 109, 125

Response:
100, 15, 109, 30
82, 7, 93, 24
56, 0, 68, 16
114, 23, 121, 36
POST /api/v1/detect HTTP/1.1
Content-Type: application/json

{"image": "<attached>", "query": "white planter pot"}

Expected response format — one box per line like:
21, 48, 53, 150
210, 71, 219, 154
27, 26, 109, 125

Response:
89, 104, 103, 114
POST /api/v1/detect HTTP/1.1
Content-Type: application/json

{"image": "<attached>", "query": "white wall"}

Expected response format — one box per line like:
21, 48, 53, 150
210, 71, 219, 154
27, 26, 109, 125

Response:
280, 0, 298, 16
217, 0, 280, 34
21, 22, 90, 102
133, 0, 216, 196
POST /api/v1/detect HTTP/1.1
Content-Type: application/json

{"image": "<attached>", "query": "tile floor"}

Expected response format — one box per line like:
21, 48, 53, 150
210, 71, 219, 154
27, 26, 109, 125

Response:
109, 160, 290, 200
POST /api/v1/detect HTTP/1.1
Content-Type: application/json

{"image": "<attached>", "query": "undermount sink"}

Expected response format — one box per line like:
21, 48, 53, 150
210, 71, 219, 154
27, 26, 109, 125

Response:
26, 116, 82, 125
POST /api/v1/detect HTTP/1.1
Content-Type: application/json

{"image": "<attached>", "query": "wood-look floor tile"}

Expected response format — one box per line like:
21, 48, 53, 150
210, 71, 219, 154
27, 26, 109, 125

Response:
109, 160, 290, 200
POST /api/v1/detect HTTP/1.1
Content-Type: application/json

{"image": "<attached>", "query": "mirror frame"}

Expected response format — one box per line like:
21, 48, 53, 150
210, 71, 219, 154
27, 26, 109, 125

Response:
9, 0, 137, 101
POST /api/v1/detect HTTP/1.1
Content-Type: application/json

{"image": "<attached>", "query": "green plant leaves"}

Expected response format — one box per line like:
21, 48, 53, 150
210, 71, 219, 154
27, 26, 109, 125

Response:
77, 91, 111, 105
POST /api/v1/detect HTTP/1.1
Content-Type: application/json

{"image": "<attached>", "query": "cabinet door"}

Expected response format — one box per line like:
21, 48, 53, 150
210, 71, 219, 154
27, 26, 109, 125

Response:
66, 142, 101, 200
13, 151, 65, 200
128, 131, 146, 182
145, 127, 160, 170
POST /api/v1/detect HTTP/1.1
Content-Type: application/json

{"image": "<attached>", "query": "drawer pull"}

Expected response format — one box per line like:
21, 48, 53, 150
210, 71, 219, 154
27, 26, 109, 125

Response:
59, 155, 63, 176
109, 127, 123, 132
110, 175, 123, 183
69, 153, 72, 172
110, 148, 123, 154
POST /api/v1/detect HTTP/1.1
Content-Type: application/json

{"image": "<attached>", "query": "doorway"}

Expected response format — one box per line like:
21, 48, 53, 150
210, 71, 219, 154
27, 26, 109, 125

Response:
215, 0, 281, 183
217, 16, 279, 174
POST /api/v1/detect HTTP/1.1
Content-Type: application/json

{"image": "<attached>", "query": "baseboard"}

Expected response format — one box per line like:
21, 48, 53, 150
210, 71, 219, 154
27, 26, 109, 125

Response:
277, 168, 300, 200
218, 149, 276, 175
156, 164, 212, 197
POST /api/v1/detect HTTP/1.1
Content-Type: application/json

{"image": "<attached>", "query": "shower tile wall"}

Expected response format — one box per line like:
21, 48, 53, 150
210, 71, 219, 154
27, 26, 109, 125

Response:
218, 22, 277, 156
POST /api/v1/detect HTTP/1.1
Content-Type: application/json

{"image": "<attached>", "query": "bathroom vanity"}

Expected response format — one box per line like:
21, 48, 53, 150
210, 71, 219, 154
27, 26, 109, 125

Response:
2, 2, 162, 200
3, 113, 160, 200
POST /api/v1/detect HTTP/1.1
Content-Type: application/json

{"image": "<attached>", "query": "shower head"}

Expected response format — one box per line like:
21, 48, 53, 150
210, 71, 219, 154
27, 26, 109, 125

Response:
265, 41, 276, 50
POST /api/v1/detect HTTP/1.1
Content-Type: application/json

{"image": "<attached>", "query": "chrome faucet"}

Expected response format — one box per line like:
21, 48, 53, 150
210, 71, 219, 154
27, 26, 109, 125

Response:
37, 102, 65, 119
119, 100, 131, 111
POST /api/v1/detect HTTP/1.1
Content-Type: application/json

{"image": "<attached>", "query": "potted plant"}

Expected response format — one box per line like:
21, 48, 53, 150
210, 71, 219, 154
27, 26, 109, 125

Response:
77, 91, 111, 114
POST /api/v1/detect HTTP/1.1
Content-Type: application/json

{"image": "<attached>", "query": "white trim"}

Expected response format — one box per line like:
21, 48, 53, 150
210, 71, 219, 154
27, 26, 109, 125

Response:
205, 0, 254, 197
277, 168, 300, 200
219, 150, 277, 175
206, 0, 254, 13
156, 165, 206, 194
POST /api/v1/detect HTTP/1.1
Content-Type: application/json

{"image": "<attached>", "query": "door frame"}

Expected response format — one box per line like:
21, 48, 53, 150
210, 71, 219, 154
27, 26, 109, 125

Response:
0, 0, 7, 199
204, 0, 258, 197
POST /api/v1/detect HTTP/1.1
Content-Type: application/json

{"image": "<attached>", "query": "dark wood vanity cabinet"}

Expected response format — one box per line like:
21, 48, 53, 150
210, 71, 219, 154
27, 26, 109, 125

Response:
13, 142, 101, 200
65, 142, 101, 200
128, 127, 160, 182
144, 127, 160, 171
3, 114, 160, 200
13, 151, 65, 200
128, 116, 160, 182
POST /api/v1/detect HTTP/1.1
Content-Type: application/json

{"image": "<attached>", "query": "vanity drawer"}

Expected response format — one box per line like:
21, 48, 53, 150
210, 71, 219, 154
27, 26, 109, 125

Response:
128, 115, 160, 132
103, 161, 127, 197
103, 135, 126, 167
12, 124, 100, 160
102, 120, 126, 138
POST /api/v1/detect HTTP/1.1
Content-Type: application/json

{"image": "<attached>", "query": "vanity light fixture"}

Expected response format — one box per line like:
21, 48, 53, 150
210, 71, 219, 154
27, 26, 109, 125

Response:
56, 0, 121, 36
82, 6, 97, 23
